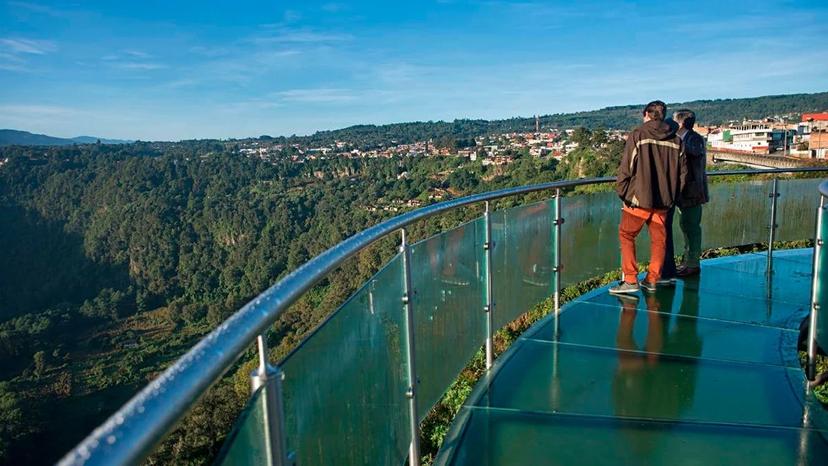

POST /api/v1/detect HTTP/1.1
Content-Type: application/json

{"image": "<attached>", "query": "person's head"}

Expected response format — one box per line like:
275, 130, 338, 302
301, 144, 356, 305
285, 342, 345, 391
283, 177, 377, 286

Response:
673, 109, 696, 130
642, 100, 667, 122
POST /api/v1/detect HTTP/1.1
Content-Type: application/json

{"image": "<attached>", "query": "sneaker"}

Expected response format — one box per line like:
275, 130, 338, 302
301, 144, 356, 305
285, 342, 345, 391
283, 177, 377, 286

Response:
676, 266, 701, 278
614, 293, 640, 305
656, 277, 676, 287
640, 280, 657, 293
609, 281, 640, 295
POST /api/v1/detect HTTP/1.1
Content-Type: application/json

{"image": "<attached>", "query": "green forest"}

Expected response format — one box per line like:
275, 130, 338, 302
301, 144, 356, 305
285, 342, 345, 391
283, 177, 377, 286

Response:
279, 92, 828, 148
0, 138, 575, 464
2, 89, 827, 465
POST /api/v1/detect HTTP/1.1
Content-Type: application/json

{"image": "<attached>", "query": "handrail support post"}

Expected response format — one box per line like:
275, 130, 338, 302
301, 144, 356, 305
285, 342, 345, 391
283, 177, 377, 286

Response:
250, 335, 292, 466
553, 189, 564, 340
484, 201, 495, 369
400, 229, 421, 466
808, 199, 826, 381
767, 177, 779, 276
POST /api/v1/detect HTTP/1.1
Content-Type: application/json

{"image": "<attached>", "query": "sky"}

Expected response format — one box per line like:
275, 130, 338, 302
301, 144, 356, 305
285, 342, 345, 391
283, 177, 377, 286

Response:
0, 0, 827, 141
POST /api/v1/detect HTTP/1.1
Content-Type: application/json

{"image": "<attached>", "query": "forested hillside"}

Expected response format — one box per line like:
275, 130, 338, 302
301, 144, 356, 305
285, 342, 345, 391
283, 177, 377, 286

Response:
0, 140, 568, 464
288, 92, 828, 147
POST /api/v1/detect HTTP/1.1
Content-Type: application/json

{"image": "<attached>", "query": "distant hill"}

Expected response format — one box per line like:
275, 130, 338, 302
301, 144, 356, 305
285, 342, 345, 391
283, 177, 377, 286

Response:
0, 129, 131, 146
289, 91, 828, 147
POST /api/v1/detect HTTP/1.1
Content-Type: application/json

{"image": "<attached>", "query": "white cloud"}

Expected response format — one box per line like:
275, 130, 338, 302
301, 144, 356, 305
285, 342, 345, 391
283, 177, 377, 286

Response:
252, 28, 353, 44
0, 38, 56, 55
7, 1, 67, 17
276, 88, 358, 103
115, 62, 166, 70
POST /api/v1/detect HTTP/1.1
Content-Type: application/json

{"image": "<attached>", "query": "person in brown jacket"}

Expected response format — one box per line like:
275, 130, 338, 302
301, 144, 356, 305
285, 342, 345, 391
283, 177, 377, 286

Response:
610, 100, 687, 295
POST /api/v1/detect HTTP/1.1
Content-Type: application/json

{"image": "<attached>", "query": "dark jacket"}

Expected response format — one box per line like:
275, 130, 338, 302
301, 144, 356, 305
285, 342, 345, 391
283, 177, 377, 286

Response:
616, 119, 687, 210
677, 129, 708, 208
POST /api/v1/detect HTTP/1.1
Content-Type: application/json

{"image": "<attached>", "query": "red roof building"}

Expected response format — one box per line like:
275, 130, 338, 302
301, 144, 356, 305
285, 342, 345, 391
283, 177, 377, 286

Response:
802, 112, 828, 122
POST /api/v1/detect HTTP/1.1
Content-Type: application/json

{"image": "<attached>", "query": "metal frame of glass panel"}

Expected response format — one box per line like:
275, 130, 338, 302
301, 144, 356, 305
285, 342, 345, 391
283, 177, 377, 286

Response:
58, 168, 828, 466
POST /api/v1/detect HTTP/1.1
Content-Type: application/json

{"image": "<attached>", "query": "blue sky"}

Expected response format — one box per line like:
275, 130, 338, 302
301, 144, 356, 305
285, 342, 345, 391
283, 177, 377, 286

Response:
1, 0, 827, 141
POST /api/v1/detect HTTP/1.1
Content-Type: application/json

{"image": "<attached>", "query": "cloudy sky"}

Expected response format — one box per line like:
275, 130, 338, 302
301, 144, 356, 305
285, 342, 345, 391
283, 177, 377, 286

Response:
1, 0, 826, 140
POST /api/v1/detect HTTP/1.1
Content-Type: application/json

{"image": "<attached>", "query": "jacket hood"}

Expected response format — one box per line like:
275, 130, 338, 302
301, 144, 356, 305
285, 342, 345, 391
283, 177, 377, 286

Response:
640, 119, 678, 141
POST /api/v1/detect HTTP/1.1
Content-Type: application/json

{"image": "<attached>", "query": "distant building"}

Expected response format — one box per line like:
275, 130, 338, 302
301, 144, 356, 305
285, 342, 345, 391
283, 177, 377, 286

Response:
801, 113, 828, 137
709, 120, 792, 154
810, 131, 828, 159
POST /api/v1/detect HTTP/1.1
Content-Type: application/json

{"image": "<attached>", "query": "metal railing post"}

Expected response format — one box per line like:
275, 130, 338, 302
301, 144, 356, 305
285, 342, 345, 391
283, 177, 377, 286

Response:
553, 189, 564, 339
483, 201, 494, 369
767, 177, 779, 275
808, 197, 826, 380
249, 335, 291, 466
400, 229, 421, 466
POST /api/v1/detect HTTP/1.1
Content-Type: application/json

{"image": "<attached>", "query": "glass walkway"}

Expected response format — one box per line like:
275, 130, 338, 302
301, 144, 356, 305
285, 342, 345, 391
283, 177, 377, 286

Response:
436, 249, 827, 466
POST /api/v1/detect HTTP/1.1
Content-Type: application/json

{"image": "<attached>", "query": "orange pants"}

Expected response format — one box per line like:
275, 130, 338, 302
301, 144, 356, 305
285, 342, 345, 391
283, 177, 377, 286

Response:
619, 205, 668, 285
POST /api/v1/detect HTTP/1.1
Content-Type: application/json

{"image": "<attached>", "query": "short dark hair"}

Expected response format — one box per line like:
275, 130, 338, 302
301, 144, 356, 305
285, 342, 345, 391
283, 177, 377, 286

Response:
643, 100, 667, 121
673, 109, 696, 129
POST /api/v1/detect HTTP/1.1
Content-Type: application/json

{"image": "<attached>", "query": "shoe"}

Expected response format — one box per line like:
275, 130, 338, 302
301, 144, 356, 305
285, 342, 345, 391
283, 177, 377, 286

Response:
614, 293, 640, 305
676, 266, 701, 278
640, 281, 657, 293
656, 277, 676, 287
609, 281, 640, 295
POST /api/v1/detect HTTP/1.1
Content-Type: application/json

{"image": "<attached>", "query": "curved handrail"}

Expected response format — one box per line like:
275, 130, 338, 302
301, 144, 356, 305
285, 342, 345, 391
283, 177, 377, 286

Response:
59, 167, 828, 466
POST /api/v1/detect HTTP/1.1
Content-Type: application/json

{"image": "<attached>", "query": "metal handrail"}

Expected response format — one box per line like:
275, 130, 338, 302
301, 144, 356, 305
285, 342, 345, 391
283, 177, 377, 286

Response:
59, 167, 828, 466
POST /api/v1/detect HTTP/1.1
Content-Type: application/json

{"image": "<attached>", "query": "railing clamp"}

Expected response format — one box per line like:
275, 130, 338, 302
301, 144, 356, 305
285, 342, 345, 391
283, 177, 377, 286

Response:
818, 239, 825, 247
483, 305, 491, 313
483, 241, 492, 251
769, 193, 780, 199
553, 218, 566, 226
405, 387, 415, 399
553, 265, 564, 273
402, 293, 409, 304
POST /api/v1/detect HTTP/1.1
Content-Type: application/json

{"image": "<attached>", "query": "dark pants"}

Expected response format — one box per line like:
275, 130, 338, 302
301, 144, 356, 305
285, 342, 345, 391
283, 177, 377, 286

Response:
661, 207, 677, 280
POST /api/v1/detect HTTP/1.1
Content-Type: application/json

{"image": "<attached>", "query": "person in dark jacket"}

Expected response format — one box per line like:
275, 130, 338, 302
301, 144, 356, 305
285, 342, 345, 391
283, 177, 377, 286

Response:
673, 109, 708, 277
610, 100, 687, 294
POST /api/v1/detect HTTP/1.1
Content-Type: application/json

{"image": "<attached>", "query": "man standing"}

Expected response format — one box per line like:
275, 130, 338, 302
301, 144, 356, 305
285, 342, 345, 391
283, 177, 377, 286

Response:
673, 109, 708, 277
610, 100, 687, 294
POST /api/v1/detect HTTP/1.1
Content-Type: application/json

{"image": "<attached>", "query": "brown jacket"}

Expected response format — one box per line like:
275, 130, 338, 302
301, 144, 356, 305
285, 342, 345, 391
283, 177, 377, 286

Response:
616, 119, 687, 210
677, 129, 708, 208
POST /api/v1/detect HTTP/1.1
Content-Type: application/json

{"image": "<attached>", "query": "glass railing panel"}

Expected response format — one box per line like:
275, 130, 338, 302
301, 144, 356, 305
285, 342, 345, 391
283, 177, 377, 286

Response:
776, 178, 822, 242
697, 180, 770, 250
215, 387, 267, 466
279, 254, 409, 466
816, 201, 828, 350
409, 218, 486, 419
560, 190, 623, 287
561, 181, 772, 288
490, 200, 555, 330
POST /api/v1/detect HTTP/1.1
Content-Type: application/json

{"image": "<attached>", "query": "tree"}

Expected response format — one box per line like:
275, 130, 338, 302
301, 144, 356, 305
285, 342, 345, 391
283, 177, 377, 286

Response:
0, 382, 24, 462
33, 351, 46, 379
570, 127, 592, 147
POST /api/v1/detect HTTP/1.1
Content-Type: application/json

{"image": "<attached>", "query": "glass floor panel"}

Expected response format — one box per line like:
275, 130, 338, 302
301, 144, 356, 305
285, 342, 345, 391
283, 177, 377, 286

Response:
442, 407, 828, 466
526, 300, 800, 368
473, 340, 819, 429
436, 250, 827, 466
578, 281, 809, 330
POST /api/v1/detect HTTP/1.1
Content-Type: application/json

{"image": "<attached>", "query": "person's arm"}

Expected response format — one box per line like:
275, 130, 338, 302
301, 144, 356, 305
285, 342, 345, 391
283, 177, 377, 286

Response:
616, 133, 636, 202
678, 138, 690, 199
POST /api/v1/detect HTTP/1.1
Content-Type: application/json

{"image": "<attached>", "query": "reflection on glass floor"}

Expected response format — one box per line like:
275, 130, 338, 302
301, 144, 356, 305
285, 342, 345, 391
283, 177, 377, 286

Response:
435, 249, 828, 466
